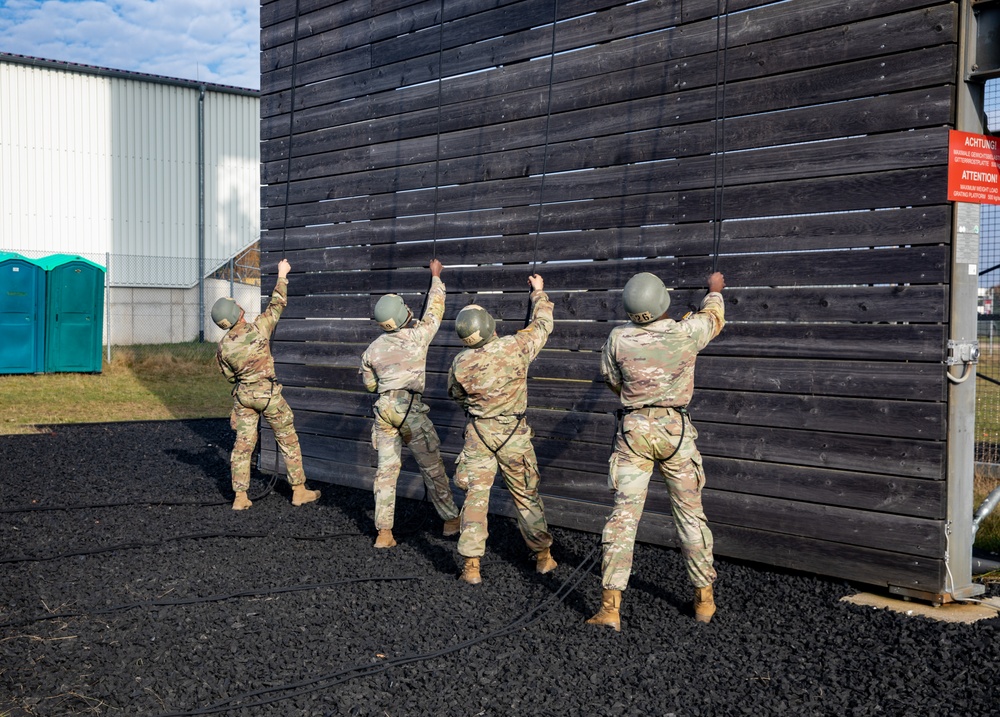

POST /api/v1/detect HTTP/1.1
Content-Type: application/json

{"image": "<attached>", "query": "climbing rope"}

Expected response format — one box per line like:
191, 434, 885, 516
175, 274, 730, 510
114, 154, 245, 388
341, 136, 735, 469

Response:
711, 0, 731, 272
522, 0, 560, 329
431, 0, 446, 259
529, 0, 560, 275
279, 0, 303, 262
157, 543, 601, 716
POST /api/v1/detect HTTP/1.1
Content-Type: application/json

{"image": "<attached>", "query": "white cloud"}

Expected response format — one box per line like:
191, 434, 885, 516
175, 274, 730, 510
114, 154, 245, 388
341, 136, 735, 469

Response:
0, 0, 260, 89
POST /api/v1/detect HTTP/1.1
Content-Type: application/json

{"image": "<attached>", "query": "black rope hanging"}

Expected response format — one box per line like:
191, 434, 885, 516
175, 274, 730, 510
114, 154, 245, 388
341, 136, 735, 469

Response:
416, 0, 447, 321
711, 0, 731, 273
431, 0, 446, 260
279, 0, 303, 261
530, 0, 560, 275
264, 0, 305, 481
523, 0, 560, 328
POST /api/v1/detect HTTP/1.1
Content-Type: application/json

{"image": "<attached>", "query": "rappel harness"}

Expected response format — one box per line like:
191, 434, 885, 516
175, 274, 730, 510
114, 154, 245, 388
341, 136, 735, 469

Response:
375, 389, 417, 431
233, 376, 278, 413
467, 411, 526, 456
613, 405, 688, 462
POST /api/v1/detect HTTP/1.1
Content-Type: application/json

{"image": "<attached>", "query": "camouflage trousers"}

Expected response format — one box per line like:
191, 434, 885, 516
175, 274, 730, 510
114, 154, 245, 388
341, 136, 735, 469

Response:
601, 408, 716, 591
455, 416, 553, 558
230, 381, 306, 492
371, 392, 459, 530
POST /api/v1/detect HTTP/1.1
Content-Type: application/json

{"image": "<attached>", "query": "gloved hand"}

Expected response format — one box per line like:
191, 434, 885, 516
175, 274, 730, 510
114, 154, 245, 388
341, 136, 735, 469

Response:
454, 473, 470, 491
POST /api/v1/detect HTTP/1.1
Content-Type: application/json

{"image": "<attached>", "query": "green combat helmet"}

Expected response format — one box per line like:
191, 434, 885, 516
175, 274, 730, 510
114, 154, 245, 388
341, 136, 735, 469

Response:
373, 294, 412, 332
622, 272, 670, 325
211, 297, 242, 330
455, 304, 496, 348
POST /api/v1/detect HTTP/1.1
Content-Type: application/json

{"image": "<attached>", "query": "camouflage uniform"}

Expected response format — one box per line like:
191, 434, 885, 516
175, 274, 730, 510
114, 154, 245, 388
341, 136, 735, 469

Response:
360, 277, 459, 530
447, 290, 554, 558
217, 277, 306, 492
599, 292, 725, 591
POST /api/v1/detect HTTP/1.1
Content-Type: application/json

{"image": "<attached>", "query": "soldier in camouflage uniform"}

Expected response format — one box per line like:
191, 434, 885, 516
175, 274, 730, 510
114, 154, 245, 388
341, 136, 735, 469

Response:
587, 270, 725, 630
213, 258, 321, 511
360, 259, 461, 548
447, 273, 557, 585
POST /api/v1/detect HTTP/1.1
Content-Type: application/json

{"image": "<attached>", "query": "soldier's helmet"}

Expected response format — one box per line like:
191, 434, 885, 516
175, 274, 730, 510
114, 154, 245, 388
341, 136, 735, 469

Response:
455, 304, 496, 348
373, 294, 412, 332
622, 272, 670, 325
211, 297, 243, 330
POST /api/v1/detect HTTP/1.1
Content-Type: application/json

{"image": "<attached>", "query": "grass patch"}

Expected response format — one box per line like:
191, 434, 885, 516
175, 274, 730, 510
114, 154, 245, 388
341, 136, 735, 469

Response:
0, 342, 230, 434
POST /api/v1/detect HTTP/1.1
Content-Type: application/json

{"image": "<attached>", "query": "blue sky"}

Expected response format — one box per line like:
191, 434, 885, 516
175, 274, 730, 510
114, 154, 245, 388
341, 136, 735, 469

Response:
0, 0, 260, 89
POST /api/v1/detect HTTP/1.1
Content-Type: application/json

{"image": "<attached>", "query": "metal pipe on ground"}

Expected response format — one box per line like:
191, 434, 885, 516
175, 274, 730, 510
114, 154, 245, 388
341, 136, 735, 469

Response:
973, 486, 1000, 538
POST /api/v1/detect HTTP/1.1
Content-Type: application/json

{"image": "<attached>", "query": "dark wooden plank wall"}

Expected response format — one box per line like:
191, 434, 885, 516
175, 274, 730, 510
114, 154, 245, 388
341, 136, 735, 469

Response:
258, 0, 958, 593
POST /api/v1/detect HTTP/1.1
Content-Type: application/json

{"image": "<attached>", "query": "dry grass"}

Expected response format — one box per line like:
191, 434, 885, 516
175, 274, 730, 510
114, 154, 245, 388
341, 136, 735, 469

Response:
0, 342, 230, 434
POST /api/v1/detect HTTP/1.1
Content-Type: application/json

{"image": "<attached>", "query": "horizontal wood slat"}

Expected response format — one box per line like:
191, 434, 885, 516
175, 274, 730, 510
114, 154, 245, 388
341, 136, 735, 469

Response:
263, 129, 948, 210
263, 205, 951, 253
273, 245, 947, 295
273, 285, 948, 327
262, 166, 949, 232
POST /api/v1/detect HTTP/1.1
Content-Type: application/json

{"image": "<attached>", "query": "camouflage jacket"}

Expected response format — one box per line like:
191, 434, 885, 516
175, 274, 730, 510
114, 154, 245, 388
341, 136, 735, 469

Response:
216, 277, 287, 386
600, 292, 725, 408
360, 277, 445, 394
447, 289, 553, 418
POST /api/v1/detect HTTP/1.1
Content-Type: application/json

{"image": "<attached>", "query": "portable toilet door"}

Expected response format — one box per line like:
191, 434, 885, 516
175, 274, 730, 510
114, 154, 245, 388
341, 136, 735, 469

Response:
37, 254, 106, 373
0, 252, 46, 374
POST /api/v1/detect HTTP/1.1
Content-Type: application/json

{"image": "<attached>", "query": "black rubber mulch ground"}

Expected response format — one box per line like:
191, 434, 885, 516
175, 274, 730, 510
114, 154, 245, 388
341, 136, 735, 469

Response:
2, 419, 999, 717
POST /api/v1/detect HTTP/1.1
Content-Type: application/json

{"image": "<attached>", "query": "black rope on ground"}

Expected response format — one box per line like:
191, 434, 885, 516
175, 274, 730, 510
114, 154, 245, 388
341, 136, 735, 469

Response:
0, 473, 279, 514
0, 575, 423, 632
711, 0, 730, 273
156, 543, 601, 717
0, 530, 364, 565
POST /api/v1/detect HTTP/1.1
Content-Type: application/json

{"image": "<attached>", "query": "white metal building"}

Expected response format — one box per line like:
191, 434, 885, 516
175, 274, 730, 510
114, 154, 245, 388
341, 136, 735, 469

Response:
0, 53, 261, 343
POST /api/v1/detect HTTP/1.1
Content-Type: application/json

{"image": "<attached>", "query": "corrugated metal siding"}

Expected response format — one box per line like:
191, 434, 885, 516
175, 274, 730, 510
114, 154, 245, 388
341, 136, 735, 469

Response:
1, 64, 113, 256
205, 93, 261, 272
0, 60, 259, 287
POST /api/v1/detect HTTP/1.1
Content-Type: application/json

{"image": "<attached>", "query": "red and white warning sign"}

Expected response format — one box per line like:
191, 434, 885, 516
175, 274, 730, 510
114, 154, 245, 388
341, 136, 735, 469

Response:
948, 130, 1000, 204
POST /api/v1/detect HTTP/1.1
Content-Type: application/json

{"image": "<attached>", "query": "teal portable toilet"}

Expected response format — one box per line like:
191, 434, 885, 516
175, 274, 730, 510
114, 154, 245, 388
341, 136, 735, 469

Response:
0, 252, 46, 374
37, 254, 106, 373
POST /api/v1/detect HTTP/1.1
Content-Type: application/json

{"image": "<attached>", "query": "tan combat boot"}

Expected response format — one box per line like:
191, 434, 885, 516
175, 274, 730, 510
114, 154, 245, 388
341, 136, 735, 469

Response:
231, 491, 252, 511
291, 483, 321, 506
374, 529, 397, 549
460, 557, 482, 585
535, 547, 558, 574
586, 589, 622, 631
442, 516, 461, 537
694, 584, 716, 623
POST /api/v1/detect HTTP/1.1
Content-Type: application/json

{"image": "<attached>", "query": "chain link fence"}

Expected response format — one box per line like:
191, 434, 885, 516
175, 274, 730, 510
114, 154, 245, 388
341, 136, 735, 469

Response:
4, 245, 261, 363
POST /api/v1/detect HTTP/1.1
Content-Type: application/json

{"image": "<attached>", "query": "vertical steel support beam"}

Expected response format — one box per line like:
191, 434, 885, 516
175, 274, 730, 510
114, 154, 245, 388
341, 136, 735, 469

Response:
197, 85, 206, 343
946, 0, 988, 600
